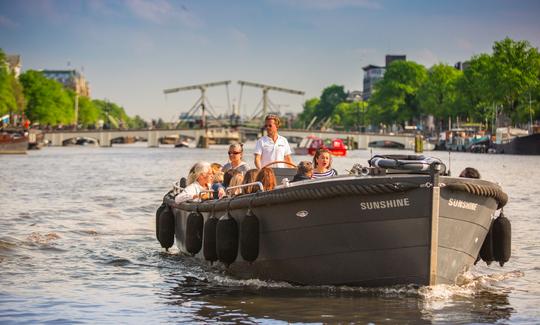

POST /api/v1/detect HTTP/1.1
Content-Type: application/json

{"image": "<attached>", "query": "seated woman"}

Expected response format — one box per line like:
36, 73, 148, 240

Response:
242, 168, 259, 194
228, 171, 245, 196
256, 167, 276, 191
292, 161, 313, 182
222, 143, 250, 174
312, 148, 338, 178
175, 161, 216, 203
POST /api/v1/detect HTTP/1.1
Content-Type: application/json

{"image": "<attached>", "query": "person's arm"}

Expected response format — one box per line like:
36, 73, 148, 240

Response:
284, 154, 294, 168
254, 154, 262, 169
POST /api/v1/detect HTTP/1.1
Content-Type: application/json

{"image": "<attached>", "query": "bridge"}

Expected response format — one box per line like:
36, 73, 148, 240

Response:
43, 128, 418, 149
43, 128, 241, 147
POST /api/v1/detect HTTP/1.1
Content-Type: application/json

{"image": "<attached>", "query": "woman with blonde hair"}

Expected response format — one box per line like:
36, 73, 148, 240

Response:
176, 161, 215, 203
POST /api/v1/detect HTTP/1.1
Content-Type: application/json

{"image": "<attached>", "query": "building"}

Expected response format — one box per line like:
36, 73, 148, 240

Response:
5, 54, 22, 78
41, 69, 91, 97
362, 55, 406, 100
454, 61, 470, 71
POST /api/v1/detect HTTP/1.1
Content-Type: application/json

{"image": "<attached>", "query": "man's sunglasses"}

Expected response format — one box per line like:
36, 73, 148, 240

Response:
228, 151, 242, 155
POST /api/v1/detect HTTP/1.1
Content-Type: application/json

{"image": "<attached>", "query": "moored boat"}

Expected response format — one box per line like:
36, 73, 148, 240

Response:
156, 156, 509, 287
0, 131, 28, 154
294, 135, 347, 156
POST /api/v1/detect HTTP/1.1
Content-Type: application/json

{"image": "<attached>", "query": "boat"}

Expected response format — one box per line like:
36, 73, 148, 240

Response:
294, 135, 347, 156
155, 156, 510, 287
368, 140, 405, 149
28, 129, 45, 149
0, 131, 28, 154
495, 127, 540, 155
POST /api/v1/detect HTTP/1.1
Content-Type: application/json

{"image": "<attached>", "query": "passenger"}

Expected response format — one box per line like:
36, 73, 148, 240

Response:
292, 161, 313, 182
222, 143, 250, 174
223, 169, 242, 188
459, 167, 480, 179
256, 167, 276, 191
254, 114, 293, 169
242, 168, 259, 194
175, 161, 216, 203
211, 169, 225, 199
228, 171, 245, 196
312, 148, 338, 178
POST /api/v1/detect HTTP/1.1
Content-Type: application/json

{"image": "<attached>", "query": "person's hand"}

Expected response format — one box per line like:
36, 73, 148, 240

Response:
217, 187, 226, 199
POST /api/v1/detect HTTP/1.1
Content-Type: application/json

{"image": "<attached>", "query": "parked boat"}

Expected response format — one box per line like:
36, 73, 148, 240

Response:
495, 127, 540, 155
294, 135, 347, 156
156, 156, 510, 287
0, 131, 28, 154
368, 140, 405, 149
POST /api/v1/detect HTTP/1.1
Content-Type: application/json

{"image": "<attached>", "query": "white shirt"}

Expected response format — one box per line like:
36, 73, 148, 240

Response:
175, 182, 206, 203
254, 135, 292, 168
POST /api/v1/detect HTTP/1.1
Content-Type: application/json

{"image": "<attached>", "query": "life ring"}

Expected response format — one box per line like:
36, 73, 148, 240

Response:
216, 213, 239, 266
185, 212, 204, 255
368, 155, 446, 174
240, 210, 259, 262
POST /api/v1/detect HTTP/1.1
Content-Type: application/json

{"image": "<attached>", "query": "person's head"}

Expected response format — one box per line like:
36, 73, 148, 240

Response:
228, 172, 244, 195
264, 114, 281, 138
213, 171, 224, 184
256, 167, 276, 191
223, 169, 242, 187
187, 161, 213, 186
313, 148, 332, 170
227, 143, 244, 164
296, 161, 313, 178
211, 163, 222, 174
459, 167, 480, 179
242, 168, 259, 194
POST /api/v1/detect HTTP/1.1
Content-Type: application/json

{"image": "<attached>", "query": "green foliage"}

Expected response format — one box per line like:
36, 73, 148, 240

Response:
0, 48, 21, 117
19, 70, 74, 125
417, 64, 462, 124
127, 115, 148, 129
76, 95, 100, 127
93, 99, 129, 128
368, 61, 427, 126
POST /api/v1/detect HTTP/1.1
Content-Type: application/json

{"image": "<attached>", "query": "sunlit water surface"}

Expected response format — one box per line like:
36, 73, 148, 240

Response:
1, 143, 539, 324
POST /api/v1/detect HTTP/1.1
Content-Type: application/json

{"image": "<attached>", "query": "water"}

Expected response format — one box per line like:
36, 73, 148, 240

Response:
1, 144, 539, 324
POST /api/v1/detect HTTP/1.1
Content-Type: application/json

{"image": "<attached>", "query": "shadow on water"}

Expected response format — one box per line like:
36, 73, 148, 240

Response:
154, 254, 515, 324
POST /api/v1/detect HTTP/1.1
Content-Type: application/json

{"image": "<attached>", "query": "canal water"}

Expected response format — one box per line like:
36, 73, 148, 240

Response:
1, 144, 539, 324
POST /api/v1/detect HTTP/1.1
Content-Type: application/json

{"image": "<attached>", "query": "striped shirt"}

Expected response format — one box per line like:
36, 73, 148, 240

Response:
312, 169, 337, 179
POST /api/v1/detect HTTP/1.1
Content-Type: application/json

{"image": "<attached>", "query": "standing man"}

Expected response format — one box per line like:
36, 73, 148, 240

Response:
254, 114, 293, 169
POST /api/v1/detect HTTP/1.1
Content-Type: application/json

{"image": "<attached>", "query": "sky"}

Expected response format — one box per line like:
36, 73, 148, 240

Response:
1, 0, 539, 122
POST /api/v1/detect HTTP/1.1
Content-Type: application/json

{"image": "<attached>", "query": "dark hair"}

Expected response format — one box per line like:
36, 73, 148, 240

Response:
256, 167, 276, 191
313, 148, 333, 168
242, 168, 259, 194
459, 167, 480, 179
223, 169, 242, 187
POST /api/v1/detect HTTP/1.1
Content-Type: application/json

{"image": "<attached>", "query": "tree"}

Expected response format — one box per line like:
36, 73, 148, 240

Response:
75, 94, 100, 127
19, 70, 74, 125
490, 37, 540, 123
368, 61, 428, 128
296, 97, 320, 128
317, 85, 348, 121
0, 49, 21, 119
127, 115, 148, 129
417, 63, 462, 130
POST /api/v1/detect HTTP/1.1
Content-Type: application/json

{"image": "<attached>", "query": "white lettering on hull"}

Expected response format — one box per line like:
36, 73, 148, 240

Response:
360, 198, 410, 210
448, 198, 478, 211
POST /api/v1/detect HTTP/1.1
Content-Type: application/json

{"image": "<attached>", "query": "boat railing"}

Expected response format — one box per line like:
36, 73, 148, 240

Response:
225, 181, 264, 197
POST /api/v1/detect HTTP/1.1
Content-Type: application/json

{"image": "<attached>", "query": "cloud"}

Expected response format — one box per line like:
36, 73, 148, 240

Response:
0, 15, 18, 29
456, 38, 474, 51
123, 0, 203, 28
274, 0, 382, 10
